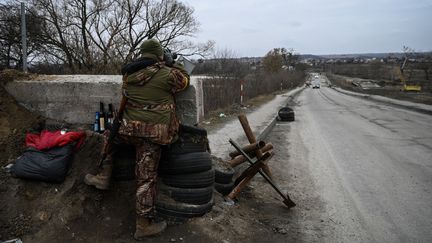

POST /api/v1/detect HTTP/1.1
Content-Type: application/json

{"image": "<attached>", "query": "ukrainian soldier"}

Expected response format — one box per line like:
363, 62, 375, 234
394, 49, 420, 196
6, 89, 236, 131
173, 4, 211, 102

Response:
84, 39, 189, 239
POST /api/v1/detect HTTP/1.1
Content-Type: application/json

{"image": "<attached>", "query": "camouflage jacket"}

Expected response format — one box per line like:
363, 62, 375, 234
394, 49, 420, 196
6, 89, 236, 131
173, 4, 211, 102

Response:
118, 54, 190, 145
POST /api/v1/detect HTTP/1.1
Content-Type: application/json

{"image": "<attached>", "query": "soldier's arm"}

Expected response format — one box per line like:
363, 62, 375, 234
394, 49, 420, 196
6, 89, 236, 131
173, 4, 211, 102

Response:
169, 63, 190, 93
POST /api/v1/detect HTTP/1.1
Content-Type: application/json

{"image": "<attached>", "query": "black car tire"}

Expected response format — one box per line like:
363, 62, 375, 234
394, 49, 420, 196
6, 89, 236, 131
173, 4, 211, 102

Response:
214, 181, 235, 196
158, 182, 213, 205
278, 107, 295, 122
112, 145, 136, 181
162, 169, 215, 188
214, 167, 235, 184
156, 195, 213, 220
280, 114, 295, 122
179, 124, 207, 136
167, 135, 209, 155
112, 157, 135, 181
159, 152, 212, 175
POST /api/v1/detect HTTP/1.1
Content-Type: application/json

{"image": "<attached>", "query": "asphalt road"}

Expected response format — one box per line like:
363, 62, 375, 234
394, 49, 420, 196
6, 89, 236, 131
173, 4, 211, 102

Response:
286, 79, 432, 242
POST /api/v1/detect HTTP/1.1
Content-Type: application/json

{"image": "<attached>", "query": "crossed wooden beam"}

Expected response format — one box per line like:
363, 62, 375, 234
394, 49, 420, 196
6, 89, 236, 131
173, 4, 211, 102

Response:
226, 114, 296, 209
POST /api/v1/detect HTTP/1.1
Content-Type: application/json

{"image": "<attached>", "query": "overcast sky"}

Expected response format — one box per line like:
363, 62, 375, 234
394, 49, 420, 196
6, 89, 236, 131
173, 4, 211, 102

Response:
184, 0, 432, 57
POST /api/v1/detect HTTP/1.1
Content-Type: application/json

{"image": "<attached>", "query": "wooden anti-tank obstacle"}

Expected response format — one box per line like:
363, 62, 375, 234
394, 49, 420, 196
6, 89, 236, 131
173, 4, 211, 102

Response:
226, 114, 296, 208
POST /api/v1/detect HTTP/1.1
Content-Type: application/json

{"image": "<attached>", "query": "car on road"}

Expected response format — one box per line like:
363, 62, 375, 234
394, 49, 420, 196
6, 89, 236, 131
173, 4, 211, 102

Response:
312, 82, 320, 89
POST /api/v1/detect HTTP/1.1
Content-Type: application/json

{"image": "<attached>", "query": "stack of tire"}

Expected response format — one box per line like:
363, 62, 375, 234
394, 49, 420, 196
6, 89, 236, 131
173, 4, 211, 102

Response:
156, 125, 214, 223
212, 156, 236, 196
112, 144, 136, 181
278, 106, 295, 121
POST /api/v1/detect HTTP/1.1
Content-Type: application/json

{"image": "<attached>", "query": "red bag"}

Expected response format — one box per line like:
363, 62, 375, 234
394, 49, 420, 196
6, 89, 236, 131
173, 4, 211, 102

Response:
25, 130, 86, 151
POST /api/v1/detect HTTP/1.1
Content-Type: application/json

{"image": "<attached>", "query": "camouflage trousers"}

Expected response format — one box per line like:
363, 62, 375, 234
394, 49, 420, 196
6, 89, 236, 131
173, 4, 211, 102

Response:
101, 131, 161, 218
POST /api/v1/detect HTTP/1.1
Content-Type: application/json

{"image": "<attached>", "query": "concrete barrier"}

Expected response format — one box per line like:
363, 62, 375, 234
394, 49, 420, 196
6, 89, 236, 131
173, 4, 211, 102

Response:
5, 75, 201, 125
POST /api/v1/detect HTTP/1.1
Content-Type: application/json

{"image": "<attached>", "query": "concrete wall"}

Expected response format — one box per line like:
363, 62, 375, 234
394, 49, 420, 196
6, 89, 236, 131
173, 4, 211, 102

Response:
5, 75, 202, 126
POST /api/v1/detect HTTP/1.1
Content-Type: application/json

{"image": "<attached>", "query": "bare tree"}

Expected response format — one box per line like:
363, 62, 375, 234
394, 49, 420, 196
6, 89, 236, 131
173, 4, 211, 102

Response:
16, 0, 213, 73
262, 48, 284, 73
193, 48, 248, 78
114, 0, 214, 62
27, 0, 79, 71
280, 48, 299, 67
213, 48, 248, 78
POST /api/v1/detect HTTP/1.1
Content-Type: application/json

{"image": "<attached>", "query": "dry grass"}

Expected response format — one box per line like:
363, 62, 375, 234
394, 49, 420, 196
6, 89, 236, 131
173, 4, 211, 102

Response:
199, 93, 277, 130
0, 69, 39, 84
245, 93, 277, 106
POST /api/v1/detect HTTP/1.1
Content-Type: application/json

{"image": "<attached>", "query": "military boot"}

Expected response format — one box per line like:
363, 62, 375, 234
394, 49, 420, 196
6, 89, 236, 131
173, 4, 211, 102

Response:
84, 165, 112, 190
134, 216, 167, 240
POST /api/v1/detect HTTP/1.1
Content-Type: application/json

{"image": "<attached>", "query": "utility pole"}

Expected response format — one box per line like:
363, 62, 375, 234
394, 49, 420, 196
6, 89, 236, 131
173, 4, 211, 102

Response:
240, 80, 245, 106
21, 2, 27, 72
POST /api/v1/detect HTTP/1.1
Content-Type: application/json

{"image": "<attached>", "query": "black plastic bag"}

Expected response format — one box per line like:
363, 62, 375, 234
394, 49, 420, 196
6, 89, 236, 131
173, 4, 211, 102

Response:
10, 144, 74, 183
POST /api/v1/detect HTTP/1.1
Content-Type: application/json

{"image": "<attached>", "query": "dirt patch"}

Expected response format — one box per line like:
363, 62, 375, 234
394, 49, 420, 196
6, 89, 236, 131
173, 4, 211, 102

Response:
0, 131, 306, 242
0, 70, 45, 167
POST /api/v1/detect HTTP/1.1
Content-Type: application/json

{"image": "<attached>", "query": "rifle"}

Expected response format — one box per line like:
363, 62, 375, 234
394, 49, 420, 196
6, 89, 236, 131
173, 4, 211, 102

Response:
97, 75, 128, 167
